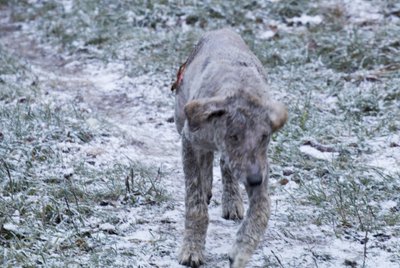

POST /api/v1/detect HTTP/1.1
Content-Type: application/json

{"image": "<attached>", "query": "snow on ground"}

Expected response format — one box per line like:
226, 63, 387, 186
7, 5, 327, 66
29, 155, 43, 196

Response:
343, 0, 384, 25
299, 145, 339, 162
29, 47, 398, 268
366, 134, 400, 174
1, 1, 399, 267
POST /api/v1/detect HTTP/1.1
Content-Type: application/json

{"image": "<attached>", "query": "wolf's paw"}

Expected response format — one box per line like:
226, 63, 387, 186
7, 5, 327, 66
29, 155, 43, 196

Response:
222, 199, 244, 220
179, 247, 204, 268
229, 246, 249, 268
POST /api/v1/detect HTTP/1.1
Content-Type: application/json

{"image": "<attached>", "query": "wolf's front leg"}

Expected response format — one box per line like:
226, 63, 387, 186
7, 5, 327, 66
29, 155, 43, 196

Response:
220, 156, 244, 220
179, 137, 213, 267
229, 183, 271, 268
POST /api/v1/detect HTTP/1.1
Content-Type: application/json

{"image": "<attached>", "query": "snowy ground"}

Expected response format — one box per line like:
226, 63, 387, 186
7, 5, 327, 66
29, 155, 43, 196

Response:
1, 0, 400, 267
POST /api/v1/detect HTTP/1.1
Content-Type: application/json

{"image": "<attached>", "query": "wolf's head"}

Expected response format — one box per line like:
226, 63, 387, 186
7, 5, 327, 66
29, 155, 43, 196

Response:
184, 92, 287, 187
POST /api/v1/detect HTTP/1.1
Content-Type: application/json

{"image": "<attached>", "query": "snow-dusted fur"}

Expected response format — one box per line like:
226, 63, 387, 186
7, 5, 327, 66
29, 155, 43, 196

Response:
174, 29, 287, 268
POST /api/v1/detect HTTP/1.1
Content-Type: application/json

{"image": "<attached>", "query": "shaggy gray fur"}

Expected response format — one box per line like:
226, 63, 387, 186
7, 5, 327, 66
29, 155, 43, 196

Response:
173, 28, 287, 268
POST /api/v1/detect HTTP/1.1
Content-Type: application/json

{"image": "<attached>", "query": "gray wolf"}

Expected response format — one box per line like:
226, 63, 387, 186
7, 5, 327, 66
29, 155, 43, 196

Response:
172, 28, 287, 268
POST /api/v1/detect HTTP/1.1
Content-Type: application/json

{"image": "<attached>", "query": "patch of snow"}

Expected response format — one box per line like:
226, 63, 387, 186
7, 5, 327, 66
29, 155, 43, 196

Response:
63, 167, 74, 176
61, 0, 73, 13
259, 30, 276, 40
369, 156, 400, 173
299, 145, 339, 162
126, 230, 155, 242
3, 223, 19, 232
245, 11, 256, 21
125, 11, 135, 23
344, 0, 384, 24
288, 15, 323, 26
11, 210, 21, 224
84, 63, 125, 92
380, 200, 397, 210
366, 134, 400, 174
181, 21, 193, 33
99, 223, 116, 231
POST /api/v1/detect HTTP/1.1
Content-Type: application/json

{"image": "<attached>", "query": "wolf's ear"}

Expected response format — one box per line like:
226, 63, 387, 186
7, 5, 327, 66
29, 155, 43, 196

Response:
267, 101, 288, 132
184, 97, 226, 131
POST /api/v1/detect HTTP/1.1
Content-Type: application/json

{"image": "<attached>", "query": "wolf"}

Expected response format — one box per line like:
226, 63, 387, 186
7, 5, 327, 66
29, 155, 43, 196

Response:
172, 28, 287, 268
